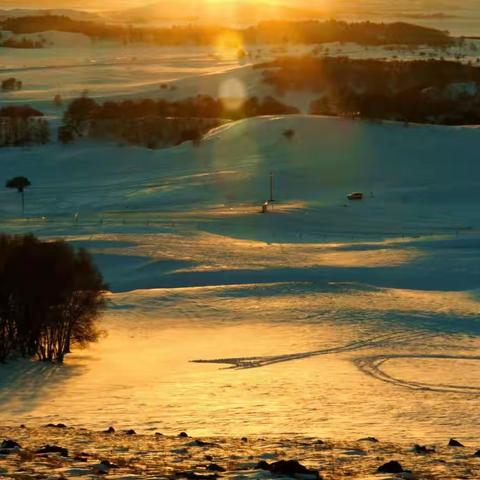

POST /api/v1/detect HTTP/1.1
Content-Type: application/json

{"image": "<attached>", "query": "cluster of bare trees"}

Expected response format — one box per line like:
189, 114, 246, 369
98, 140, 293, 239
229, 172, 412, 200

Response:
0, 106, 49, 147
0, 234, 107, 363
0, 37, 46, 49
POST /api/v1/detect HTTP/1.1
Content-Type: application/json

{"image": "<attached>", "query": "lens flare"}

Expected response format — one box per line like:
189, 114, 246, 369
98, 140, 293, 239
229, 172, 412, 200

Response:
219, 77, 247, 111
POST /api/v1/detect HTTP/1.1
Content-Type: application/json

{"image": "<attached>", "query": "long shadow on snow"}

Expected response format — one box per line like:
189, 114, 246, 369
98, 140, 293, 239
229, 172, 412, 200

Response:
209, 281, 480, 334
160, 262, 480, 292
0, 359, 86, 414
92, 253, 197, 292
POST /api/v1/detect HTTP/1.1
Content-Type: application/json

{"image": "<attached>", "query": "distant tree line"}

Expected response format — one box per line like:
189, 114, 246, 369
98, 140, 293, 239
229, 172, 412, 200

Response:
0, 16, 453, 47
0, 37, 46, 49
257, 56, 480, 124
0, 106, 49, 147
0, 234, 106, 363
257, 56, 480, 94
74, 95, 298, 120
59, 95, 299, 145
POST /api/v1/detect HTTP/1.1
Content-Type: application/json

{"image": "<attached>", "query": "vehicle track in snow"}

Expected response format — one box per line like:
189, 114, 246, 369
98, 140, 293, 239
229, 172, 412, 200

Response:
192, 330, 433, 369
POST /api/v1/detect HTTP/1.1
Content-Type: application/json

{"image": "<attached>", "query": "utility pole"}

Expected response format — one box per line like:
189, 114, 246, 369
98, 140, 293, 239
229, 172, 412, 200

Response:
269, 171, 275, 203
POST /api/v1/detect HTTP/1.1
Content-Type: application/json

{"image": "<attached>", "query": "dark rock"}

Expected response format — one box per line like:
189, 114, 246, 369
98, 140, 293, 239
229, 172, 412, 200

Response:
175, 471, 219, 480
0, 449, 16, 455
412, 444, 435, 454
155, 432, 164, 436
474, 450, 480, 457
188, 439, 209, 447
36, 445, 69, 457
255, 460, 321, 479
125, 429, 136, 435
448, 438, 464, 447
172, 447, 189, 455
241, 437, 248, 443
92, 461, 116, 474
100, 460, 119, 469
359, 437, 379, 443
104, 426, 115, 434
207, 464, 226, 472
377, 461, 403, 474
74, 455, 89, 462
205, 455, 214, 461
343, 449, 366, 456
256, 461, 270, 470
76, 452, 91, 457
19, 425, 26, 429
178, 432, 189, 438
1, 440, 21, 449
45, 423, 67, 429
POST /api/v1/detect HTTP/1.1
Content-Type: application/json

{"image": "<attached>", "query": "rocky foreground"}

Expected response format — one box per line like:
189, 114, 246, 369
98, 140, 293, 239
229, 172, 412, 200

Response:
0, 425, 479, 479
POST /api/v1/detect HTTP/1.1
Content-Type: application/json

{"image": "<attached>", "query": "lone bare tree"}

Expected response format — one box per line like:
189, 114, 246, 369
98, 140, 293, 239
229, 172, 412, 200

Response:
6, 176, 31, 214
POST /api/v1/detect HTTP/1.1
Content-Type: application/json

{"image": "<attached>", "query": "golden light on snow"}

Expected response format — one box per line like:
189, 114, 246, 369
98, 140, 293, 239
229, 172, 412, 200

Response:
6, 285, 480, 436
213, 30, 245, 60
219, 78, 248, 111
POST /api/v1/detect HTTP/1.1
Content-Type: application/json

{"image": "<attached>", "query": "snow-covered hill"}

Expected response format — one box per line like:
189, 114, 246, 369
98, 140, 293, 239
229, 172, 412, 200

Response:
1, 115, 479, 225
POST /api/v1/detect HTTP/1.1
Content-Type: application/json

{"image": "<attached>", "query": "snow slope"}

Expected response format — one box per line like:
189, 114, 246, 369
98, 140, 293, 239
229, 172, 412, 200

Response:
1, 114, 480, 439
2, 114, 480, 294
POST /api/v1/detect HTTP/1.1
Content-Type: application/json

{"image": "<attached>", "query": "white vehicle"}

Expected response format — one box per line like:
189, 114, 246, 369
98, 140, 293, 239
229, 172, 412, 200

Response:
347, 192, 364, 200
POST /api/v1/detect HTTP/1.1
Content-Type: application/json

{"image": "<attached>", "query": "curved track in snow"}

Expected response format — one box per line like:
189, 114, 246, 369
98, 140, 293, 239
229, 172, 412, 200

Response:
354, 354, 480, 395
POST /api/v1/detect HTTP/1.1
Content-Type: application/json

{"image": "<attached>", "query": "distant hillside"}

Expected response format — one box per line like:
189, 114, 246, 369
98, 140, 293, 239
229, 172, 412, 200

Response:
0, 8, 101, 21
111, 0, 325, 24
0, 16, 454, 47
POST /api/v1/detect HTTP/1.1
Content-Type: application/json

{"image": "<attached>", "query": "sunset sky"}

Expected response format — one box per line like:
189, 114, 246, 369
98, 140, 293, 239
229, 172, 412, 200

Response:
0, 0, 469, 13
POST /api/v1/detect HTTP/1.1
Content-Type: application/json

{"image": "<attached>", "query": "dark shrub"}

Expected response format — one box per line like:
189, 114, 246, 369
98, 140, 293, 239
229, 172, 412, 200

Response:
58, 126, 75, 144
53, 94, 63, 107
177, 127, 203, 146
1, 77, 22, 91
63, 96, 98, 137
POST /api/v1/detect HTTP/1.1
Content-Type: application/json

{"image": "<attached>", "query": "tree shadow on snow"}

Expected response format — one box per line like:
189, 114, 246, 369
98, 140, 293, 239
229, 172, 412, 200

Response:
0, 358, 86, 414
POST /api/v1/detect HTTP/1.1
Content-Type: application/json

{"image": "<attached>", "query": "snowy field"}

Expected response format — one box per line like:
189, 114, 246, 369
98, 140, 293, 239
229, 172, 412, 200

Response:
0, 46, 480, 443
3, 37, 480, 115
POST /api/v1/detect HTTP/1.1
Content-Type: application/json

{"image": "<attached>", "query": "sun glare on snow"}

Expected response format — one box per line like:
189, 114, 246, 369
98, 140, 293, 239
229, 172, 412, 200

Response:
213, 30, 245, 59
